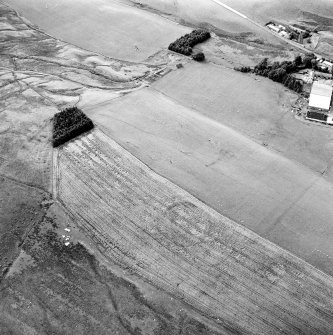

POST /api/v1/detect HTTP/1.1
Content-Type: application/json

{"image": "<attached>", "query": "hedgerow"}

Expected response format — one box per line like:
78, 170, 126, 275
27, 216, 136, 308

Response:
234, 66, 252, 73
52, 107, 94, 147
251, 56, 305, 93
168, 30, 210, 56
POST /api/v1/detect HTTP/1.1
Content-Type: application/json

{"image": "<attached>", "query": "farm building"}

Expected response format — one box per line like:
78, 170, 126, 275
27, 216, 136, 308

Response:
290, 25, 308, 34
267, 24, 280, 33
279, 31, 291, 39
308, 81, 333, 111
322, 61, 333, 70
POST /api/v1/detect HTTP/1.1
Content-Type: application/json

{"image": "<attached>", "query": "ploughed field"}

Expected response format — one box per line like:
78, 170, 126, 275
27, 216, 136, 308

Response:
54, 129, 333, 335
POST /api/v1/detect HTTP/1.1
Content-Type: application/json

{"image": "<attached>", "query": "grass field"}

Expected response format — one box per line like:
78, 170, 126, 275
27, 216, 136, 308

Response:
129, 0, 281, 42
5, 0, 190, 62
131, 0, 333, 57
220, 0, 333, 56
220, 0, 333, 25
153, 62, 333, 177
54, 129, 333, 335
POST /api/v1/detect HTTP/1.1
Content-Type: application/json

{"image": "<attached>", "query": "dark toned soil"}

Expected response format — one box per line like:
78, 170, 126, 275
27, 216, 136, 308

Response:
0, 177, 47, 281
0, 216, 223, 335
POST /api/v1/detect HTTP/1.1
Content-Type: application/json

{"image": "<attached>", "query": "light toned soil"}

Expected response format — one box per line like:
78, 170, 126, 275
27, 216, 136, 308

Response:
54, 129, 333, 335
4, 0, 190, 62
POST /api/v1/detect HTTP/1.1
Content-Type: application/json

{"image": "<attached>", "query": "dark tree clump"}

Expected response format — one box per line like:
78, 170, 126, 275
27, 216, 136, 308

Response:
192, 52, 205, 61
294, 55, 302, 66
53, 107, 94, 147
251, 57, 304, 93
168, 29, 210, 56
303, 53, 316, 68
234, 66, 252, 73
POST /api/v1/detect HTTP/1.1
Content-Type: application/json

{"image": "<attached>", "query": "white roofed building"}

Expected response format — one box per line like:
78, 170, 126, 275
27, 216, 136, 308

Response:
267, 24, 280, 33
308, 81, 333, 111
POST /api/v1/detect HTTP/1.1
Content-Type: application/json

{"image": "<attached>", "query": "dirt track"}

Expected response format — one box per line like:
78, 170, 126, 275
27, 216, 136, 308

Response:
54, 129, 333, 335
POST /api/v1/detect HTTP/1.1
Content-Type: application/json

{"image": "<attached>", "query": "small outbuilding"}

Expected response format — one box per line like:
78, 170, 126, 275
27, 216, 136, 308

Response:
308, 81, 333, 111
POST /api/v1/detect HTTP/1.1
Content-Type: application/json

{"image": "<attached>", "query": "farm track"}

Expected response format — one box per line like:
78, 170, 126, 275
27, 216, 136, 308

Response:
54, 129, 333, 335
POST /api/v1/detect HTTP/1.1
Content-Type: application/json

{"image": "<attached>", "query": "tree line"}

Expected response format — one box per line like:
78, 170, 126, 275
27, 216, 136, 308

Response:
234, 54, 320, 93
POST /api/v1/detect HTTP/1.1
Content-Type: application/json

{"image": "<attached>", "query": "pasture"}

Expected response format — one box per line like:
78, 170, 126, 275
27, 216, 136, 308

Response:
153, 62, 333, 176
220, 0, 333, 25
130, 0, 281, 43
5, 0, 190, 62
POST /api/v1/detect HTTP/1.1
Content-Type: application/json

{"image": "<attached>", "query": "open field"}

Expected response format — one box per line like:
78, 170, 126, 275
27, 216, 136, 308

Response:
219, 0, 333, 56
53, 129, 333, 335
220, 0, 333, 25
0, 2, 160, 190
3, 1, 333, 333
1, 6, 210, 333
4, 0, 190, 62
130, 0, 333, 57
86, 87, 333, 276
153, 62, 333, 177
128, 0, 281, 43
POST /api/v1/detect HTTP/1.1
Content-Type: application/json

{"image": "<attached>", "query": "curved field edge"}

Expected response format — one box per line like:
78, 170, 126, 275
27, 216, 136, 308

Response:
54, 129, 333, 335
3, 0, 191, 62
